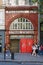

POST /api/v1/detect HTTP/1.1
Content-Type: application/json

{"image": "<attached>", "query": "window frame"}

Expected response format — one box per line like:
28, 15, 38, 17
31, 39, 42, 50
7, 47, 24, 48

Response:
10, 18, 34, 30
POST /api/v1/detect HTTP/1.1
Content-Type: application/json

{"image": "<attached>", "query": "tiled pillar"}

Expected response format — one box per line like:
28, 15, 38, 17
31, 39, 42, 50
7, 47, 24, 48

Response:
5, 31, 10, 50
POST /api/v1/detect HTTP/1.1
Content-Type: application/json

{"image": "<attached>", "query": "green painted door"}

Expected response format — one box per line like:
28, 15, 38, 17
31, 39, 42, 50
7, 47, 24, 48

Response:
10, 39, 19, 53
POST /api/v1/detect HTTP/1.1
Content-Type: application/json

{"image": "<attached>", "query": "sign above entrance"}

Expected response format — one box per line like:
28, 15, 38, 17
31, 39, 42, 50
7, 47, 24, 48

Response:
10, 35, 33, 39
9, 30, 34, 34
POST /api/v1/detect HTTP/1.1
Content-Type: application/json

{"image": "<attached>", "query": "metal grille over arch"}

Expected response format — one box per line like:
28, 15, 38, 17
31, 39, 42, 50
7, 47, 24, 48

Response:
9, 18, 34, 30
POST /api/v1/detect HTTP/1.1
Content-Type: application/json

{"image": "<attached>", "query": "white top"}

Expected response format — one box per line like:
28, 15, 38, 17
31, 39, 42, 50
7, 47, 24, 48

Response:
32, 46, 36, 50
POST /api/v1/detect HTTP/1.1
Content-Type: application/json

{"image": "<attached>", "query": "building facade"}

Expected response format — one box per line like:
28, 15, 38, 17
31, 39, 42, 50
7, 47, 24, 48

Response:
0, 0, 38, 59
0, 3, 5, 59
40, 0, 43, 44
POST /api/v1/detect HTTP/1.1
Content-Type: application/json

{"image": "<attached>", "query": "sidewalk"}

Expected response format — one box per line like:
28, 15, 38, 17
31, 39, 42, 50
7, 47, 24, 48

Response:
4, 53, 43, 62
14, 53, 43, 62
0, 53, 43, 62
0, 53, 43, 65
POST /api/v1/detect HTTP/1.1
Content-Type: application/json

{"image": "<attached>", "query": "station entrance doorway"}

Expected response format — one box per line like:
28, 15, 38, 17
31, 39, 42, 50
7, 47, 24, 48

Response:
10, 39, 20, 53
9, 18, 34, 53
10, 34, 34, 53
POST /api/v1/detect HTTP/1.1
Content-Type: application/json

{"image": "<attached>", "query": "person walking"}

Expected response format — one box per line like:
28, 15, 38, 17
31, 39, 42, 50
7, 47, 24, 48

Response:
32, 44, 37, 56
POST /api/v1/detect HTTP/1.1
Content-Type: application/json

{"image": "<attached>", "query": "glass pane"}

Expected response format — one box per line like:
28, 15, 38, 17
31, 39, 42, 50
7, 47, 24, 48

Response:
41, 24, 43, 31
14, 23, 17, 29
16, 0, 18, 5
0, 35, 2, 53
18, 23, 22, 29
0, 35, 2, 40
13, 23, 14, 29
9, 18, 34, 30
18, 18, 22, 22
31, 24, 32, 29
26, 19, 28, 22
26, 23, 30, 29
18, 0, 25, 5
22, 23, 26, 29
25, 0, 29, 5
29, 0, 32, 5
30, 24, 33, 30
0, 46, 2, 53
23, 18, 25, 22
21, 23, 22, 29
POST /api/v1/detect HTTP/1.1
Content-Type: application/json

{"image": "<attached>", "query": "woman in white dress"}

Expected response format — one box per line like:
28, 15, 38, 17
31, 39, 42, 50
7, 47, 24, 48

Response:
32, 44, 37, 56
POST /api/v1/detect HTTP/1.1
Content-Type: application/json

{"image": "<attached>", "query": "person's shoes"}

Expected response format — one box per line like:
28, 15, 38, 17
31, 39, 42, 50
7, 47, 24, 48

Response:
34, 54, 36, 56
32, 54, 33, 56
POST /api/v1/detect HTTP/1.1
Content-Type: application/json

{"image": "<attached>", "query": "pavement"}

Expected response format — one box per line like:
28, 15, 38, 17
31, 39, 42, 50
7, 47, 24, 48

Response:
14, 53, 43, 62
0, 53, 43, 65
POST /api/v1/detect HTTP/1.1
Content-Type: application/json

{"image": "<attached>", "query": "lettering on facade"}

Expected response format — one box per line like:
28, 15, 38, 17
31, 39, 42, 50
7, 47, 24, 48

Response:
9, 30, 34, 34
10, 35, 33, 39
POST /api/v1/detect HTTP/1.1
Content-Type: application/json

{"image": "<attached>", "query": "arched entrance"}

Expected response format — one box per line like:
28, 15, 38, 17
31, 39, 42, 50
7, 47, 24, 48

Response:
9, 18, 34, 53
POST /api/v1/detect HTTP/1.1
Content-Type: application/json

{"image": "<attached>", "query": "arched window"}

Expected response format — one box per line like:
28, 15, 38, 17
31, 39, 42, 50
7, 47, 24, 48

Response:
9, 18, 34, 30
